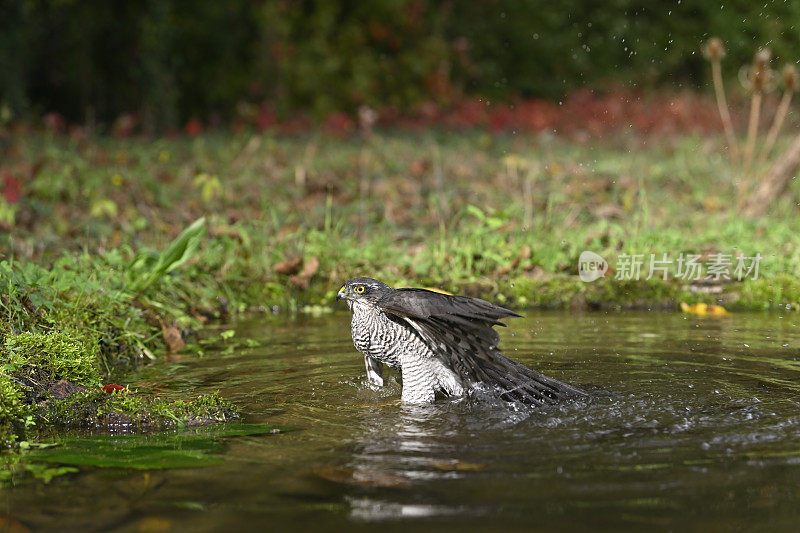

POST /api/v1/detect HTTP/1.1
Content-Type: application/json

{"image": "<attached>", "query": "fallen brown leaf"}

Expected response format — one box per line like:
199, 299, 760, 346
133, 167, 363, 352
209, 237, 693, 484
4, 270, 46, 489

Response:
592, 203, 625, 219
300, 255, 319, 277
289, 274, 308, 288
409, 158, 430, 178
497, 246, 531, 276
289, 256, 320, 289
162, 326, 185, 353
703, 196, 720, 212
273, 257, 302, 275
210, 224, 245, 242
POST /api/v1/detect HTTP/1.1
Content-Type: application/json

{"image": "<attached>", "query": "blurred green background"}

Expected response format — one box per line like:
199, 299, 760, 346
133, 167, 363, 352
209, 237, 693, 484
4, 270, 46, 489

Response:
2, 0, 799, 129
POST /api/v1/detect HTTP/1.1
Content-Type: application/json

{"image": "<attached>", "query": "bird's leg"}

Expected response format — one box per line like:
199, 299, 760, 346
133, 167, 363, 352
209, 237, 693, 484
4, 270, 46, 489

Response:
399, 356, 436, 404
364, 355, 384, 387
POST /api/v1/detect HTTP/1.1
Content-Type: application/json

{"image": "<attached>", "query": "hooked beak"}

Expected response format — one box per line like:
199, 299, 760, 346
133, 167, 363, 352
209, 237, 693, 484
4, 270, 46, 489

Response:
336, 286, 348, 301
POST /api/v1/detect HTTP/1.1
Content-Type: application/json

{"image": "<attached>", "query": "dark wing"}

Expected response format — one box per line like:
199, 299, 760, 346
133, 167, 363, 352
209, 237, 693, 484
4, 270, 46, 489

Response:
376, 288, 585, 405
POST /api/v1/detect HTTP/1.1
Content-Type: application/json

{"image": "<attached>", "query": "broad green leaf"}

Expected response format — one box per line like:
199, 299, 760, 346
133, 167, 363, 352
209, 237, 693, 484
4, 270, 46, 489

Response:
28, 424, 288, 470
128, 217, 206, 291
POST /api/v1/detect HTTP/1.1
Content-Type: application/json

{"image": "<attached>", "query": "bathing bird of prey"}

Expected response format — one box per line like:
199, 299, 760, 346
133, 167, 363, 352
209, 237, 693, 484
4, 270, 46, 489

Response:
336, 277, 586, 404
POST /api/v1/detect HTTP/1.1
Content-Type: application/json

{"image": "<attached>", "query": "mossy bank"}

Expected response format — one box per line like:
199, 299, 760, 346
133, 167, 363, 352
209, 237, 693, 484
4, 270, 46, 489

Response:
0, 220, 238, 448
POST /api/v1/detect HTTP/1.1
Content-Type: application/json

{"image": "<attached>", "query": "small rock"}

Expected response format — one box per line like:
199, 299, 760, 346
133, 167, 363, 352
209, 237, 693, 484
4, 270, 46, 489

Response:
47, 380, 87, 401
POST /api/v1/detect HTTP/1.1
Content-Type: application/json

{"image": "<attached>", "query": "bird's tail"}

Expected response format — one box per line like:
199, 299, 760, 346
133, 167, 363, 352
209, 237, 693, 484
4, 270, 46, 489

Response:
475, 354, 587, 405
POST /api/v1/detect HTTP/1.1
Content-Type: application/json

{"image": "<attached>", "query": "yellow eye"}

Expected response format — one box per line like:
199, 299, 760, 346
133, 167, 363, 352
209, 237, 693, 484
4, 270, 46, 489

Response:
354, 285, 365, 294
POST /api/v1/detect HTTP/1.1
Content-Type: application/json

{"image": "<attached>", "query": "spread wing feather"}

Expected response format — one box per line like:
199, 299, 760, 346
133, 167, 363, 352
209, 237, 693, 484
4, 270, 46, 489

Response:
377, 288, 585, 404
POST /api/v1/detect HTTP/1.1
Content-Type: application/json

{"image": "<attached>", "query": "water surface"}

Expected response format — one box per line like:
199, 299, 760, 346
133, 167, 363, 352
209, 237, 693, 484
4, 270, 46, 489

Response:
4, 311, 800, 531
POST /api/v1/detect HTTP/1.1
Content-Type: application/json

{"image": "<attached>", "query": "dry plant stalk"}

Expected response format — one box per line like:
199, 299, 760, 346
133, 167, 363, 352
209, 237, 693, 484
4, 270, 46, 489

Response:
744, 133, 800, 216
704, 38, 739, 160
744, 92, 762, 171
706, 39, 800, 216
760, 64, 799, 161
743, 48, 772, 173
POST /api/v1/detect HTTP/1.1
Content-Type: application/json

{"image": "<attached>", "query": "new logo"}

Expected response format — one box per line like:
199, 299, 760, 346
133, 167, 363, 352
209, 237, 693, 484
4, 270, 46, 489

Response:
578, 251, 608, 282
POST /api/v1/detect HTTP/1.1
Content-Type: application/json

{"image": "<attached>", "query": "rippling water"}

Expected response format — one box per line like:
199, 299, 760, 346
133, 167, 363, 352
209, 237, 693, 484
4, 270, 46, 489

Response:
5, 311, 800, 531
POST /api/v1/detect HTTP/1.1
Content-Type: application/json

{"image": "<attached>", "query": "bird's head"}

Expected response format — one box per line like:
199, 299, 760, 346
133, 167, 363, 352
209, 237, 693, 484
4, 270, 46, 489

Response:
336, 277, 392, 308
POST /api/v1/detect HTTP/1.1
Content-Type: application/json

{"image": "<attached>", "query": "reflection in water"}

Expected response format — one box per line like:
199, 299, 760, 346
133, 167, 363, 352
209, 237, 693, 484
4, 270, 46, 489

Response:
5, 311, 800, 530
348, 496, 470, 520
346, 402, 500, 520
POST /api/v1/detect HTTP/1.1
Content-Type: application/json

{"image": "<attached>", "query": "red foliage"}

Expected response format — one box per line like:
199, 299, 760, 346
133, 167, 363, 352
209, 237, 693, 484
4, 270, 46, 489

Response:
230, 119, 246, 134
321, 112, 355, 138
398, 88, 723, 138
184, 118, 203, 137
112, 113, 138, 138
367, 20, 390, 43
101, 384, 125, 394
516, 100, 558, 132
2, 171, 21, 204
14, 88, 726, 140
440, 99, 484, 130
256, 105, 277, 130
43, 112, 66, 133
278, 114, 313, 136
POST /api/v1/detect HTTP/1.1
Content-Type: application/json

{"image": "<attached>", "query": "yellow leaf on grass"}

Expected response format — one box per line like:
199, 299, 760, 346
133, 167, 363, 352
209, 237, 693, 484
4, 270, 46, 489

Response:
90, 198, 117, 218
193, 173, 222, 202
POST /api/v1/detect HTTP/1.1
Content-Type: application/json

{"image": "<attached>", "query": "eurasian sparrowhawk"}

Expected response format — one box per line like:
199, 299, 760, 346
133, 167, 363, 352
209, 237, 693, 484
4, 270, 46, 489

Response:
337, 277, 585, 404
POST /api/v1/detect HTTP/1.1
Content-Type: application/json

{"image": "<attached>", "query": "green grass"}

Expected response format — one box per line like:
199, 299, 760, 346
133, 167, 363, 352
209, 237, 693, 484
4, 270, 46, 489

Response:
8, 130, 800, 292
1, 129, 799, 448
